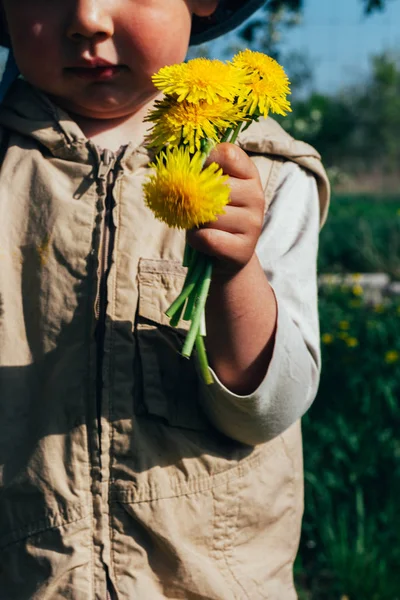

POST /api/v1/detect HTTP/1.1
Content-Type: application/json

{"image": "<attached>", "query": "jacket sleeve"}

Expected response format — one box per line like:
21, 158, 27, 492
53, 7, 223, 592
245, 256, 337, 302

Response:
198, 161, 321, 445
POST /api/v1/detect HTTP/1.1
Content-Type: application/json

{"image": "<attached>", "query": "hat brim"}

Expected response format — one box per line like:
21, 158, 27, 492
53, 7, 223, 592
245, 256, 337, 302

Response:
190, 0, 266, 46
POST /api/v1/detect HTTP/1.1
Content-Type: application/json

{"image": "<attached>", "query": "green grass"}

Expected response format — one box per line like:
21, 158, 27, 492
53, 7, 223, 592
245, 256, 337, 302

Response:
297, 195, 400, 598
318, 194, 400, 276
296, 285, 400, 599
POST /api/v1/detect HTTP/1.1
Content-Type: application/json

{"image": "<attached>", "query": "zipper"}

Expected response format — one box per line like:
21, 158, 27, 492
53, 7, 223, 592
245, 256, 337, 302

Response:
94, 147, 123, 600
95, 148, 117, 449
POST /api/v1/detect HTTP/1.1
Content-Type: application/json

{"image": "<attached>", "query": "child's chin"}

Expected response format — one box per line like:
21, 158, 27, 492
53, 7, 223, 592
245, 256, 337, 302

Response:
62, 97, 137, 121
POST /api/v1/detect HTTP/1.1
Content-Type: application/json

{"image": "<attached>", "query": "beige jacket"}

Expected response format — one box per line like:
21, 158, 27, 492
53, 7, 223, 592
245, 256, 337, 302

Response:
0, 81, 329, 600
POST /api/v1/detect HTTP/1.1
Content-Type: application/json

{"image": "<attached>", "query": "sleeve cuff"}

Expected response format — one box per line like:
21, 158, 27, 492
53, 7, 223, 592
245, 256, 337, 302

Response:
198, 295, 319, 445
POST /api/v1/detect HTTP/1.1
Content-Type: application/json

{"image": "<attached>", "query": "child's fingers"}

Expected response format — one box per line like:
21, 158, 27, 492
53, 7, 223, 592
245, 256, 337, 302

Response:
227, 177, 265, 210
197, 205, 260, 235
187, 204, 262, 268
187, 227, 253, 266
189, 144, 265, 270
205, 143, 261, 182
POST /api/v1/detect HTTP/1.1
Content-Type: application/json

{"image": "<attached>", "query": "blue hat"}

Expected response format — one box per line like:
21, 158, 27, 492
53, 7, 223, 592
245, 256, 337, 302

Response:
0, 51, 19, 103
191, 0, 266, 45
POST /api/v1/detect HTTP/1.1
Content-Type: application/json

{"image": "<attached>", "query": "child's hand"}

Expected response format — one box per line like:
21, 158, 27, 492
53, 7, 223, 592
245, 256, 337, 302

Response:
186, 143, 265, 277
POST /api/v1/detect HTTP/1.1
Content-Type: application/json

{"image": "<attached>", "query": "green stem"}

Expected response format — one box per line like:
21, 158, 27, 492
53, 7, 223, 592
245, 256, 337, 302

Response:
229, 122, 244, 144
199, 138, 217, 169
183, 242, 193, 268
182, 260, 213, 358
183, 284, 198, 321
195, 334, 213, 385
169, 301, 185, 328
165, 253, 206, 319
221, 127, 233, 143
199, 306, 207, 337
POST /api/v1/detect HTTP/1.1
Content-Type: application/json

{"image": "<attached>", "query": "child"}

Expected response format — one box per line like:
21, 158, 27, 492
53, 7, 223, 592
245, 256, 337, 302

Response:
0, 1, 329, 599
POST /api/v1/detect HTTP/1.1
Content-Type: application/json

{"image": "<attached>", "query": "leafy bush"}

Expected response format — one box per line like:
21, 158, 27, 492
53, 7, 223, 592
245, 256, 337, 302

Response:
297, 286, 400, 599
277, 52, 400, 177
318, 195, 400, 277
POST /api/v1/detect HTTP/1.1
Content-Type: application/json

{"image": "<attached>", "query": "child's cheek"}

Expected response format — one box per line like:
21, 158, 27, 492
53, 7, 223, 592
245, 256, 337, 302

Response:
6, 10, 58, 71
11, 28, 62, 92
122, 7, 192, 73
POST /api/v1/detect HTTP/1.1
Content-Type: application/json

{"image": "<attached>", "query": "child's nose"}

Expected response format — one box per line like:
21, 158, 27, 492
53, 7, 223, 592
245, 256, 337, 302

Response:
67, 0, 114, 42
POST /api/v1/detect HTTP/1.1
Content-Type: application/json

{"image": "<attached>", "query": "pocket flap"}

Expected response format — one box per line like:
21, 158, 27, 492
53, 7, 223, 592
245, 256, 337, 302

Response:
136, 258, 210, 431
138, 258, 190, 330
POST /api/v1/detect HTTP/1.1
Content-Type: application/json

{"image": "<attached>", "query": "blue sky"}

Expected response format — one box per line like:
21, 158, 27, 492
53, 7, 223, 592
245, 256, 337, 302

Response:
282, 0, 400, 92
208, 0, 400, 93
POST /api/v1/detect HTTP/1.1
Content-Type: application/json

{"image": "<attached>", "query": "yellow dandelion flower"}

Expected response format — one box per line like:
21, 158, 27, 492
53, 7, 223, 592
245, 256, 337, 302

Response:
143, 146, 230, 229
385, 350, 399, 364
232, 49, 291, 117
339, 320, 350, 330
145, 97, 245, 154
374, 303, 385, 313
352, 284, 363, 297
396, 305, 400, 315
152, 58, 247, 105
346, 337, 359, 348
322, 333, 334, 345
325, 274, 336, 286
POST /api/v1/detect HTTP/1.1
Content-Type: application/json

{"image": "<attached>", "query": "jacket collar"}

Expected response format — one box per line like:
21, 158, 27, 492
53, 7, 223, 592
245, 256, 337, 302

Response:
0, 79, 328, 225
0, 79, 151, 170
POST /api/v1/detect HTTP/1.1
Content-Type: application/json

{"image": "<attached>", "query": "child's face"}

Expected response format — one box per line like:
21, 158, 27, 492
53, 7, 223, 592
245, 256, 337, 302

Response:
2, 0, 218, 120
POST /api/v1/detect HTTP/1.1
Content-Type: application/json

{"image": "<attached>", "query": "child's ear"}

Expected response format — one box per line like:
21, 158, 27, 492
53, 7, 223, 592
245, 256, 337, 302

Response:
191, 0, 219, 18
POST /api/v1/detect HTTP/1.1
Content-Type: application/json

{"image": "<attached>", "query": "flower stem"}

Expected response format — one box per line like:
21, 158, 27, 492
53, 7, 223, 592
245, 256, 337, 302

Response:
182, 259, 213, 358
169, 302, 185, 328
200, 307, 207, 337
183, 284, 198, 321
195, 334, 213, 385
221, 127, 233, 142
229, 122, 244, 144
165, 253, 206, 319
183, 242, 193, 268
200, 138, 216, 167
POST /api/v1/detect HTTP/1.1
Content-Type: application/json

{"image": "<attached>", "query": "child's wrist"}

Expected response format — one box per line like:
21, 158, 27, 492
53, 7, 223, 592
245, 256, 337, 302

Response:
210, 252, 259, 287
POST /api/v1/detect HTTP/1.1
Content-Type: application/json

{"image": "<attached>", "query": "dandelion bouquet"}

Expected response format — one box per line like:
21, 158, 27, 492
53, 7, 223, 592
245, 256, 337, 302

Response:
143, 50, 291, 384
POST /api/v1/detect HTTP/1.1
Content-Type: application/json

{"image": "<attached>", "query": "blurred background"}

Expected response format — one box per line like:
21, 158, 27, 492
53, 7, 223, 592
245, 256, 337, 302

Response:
189, 1, 400, 599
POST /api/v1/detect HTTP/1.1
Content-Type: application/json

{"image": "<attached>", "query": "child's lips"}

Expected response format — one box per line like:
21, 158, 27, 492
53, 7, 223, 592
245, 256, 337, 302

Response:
66, 62, 124, 82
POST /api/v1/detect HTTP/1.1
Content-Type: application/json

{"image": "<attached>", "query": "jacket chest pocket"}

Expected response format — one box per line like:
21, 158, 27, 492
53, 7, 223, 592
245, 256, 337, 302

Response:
135, 258, 211, 432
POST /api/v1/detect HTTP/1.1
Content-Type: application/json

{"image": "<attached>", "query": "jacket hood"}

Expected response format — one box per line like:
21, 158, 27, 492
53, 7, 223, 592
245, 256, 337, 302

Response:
0, 80, 94, 164
0, 80, 153, 167
0, 79, 310, 158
